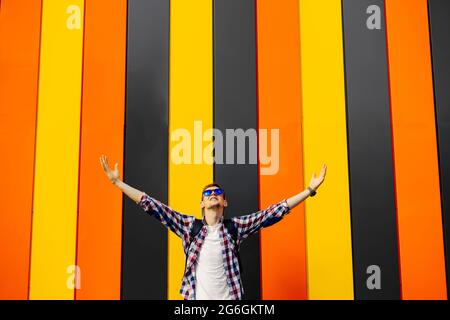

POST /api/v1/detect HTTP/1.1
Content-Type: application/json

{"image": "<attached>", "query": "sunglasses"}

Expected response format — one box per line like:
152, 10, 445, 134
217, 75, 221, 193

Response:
202, 188, 224, 197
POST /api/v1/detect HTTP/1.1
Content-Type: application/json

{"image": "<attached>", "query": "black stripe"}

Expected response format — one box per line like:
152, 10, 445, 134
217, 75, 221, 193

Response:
428, 0, 450, 297
121, 0, 169, 299
213, 0, 260, 300
341, 0, 400, 299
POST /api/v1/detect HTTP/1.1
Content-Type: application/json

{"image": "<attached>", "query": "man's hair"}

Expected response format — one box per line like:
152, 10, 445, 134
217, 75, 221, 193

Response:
201, 182, 226, 200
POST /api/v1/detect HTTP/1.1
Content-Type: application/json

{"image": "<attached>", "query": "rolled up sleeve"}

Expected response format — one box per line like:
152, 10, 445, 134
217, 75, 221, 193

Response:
231, 199, 291, 241
138, 193, 195, 238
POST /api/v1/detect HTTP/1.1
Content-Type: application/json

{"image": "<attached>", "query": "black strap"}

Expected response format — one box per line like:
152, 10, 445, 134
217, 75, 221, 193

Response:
189, 219, 203, 242
224, 219, 238, 242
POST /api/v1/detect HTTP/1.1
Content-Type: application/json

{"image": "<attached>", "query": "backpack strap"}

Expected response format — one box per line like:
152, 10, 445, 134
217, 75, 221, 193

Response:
189, 219, 204, 243
223, 219, 244, 279
185, 219, 203, 271
223, 218, 238, 244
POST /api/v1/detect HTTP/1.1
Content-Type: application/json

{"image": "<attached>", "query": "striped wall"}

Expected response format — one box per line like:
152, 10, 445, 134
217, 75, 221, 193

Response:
121, 0, 169, 299
257, 0, 307, 299
169, 0, 213, 300
342, 0, 401, 299
29, 0, 85, 299
75, 0, 127, 299
0, 0, 448, 300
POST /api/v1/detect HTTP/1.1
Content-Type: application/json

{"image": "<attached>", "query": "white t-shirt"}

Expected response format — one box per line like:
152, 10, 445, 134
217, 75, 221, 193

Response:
195, 223, 232, 300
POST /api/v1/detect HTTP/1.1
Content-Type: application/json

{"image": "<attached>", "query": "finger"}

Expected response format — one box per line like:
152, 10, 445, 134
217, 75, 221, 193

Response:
101, 156, 109, 172
115, 163, 118, 171
100, 157, 107, 172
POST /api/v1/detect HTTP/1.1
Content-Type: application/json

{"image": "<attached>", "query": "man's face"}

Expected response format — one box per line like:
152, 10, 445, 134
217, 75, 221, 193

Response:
200, 187, 228, 212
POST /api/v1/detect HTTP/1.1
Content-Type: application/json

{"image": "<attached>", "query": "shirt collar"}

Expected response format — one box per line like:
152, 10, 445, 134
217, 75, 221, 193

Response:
201, 214, 224, 226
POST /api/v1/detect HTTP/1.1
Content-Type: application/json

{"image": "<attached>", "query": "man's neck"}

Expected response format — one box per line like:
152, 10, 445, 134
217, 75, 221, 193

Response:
204, 208, 223, 226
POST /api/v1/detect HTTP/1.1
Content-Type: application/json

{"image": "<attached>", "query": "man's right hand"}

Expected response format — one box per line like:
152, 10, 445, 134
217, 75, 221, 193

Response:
100, 154, 120, 184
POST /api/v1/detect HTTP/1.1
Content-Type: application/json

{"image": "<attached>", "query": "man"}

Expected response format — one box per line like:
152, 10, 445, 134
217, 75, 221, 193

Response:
100, 155, 326, 300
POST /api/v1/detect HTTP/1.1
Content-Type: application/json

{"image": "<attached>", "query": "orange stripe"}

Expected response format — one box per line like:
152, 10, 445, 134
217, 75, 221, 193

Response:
385, 0, 447, 299
257, 0, 307, 299
0, 0, 42, 300
75, 0, 127, 299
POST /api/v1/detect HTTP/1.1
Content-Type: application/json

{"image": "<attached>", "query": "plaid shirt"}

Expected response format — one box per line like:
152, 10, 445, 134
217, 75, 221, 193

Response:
138, 193, 291, 300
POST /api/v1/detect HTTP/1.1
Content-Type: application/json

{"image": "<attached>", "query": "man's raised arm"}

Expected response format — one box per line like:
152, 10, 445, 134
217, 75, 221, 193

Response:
232, 163, 327, 241
99, 154, 194, 238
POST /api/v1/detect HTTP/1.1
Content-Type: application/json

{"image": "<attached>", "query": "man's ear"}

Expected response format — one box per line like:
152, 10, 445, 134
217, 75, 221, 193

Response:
200, 200, 205, 209
223, 199, 228, 208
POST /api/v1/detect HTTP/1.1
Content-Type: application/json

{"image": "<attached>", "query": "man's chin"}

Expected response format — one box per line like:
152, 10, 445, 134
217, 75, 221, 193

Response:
208, 203, 221, 210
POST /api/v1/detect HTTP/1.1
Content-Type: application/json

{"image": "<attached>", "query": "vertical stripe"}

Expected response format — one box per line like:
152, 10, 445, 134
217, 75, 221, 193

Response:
341, 0, 400, 299
385, 0, 447, 299
29, 0, 85, 299
256, 0, 307, 300
168, 0, 213, 300
428, 0, 450, 296
75, 0, 127, 300
299, 0, 354, 299
0, 0, 42, 299
121, 0, 169, 299
214, 0, 260, 299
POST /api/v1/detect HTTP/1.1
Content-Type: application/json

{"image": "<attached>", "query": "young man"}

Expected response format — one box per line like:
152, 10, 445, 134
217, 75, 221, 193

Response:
100, 155, 326, 300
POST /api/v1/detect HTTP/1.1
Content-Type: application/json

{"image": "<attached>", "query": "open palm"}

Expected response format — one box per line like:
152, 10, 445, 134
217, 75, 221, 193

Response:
100, 155, 120, 183
309, 163, 327, 191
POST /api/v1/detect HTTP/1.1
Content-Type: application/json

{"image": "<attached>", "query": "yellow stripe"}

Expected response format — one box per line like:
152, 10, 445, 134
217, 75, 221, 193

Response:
168, 0, 213, 300
29, 0, 84, 299
299, 0, 354, 299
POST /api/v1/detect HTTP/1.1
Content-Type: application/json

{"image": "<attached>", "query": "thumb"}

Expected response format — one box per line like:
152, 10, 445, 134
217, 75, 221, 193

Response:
115, 163, 118, 171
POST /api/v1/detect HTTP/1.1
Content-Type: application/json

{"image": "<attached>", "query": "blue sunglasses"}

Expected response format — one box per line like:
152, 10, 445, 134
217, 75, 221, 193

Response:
202, 188, 224, 197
